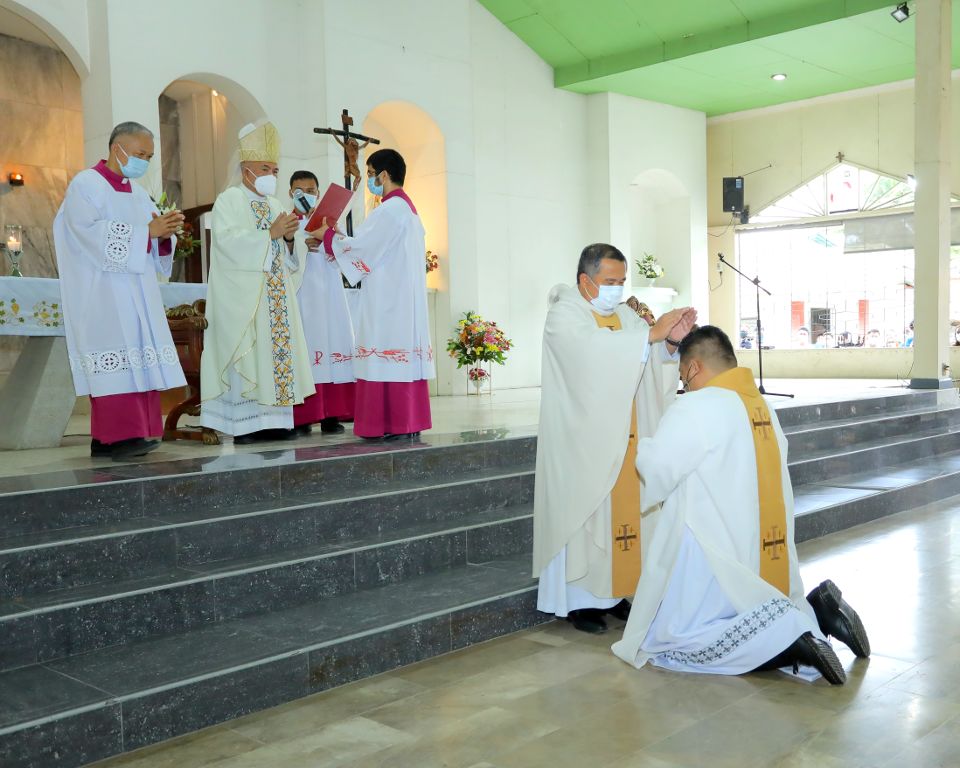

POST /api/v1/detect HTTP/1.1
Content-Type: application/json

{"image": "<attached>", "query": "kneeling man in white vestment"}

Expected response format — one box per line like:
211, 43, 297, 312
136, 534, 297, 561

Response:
612, 326, 871, 684
533, 242, 696, 634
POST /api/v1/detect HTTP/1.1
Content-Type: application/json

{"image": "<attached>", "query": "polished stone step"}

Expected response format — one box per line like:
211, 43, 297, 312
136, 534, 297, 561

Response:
0, 501, 533, 673
0, 554, 546, 768
0, 435, 536, 539
772, 390, 937, 429
0, 468, 533, 600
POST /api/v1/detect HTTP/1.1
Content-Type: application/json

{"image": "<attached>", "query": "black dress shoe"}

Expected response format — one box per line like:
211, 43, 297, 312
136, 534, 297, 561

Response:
235, 429, 297, 445
567, 609, 608, 634
90, 439, 111, 458
320, 418, 345, 434
110, 438, 160, 461
757, 632, 846, 685
384, 431, 421, 441
293, 424, 312, 437
607, 599, 632, 621
807, 579, 870, 658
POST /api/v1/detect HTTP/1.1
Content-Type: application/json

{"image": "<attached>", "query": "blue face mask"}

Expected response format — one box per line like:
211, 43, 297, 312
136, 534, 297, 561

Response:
116, 144, 150, 179
367, 174, 384, 197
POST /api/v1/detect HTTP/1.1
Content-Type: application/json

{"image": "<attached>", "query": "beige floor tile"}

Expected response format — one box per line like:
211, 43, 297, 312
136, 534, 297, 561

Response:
92, 726, 261, 768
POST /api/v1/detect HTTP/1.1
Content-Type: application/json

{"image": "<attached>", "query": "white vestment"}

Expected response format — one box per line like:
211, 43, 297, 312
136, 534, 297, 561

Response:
53, 167, 185, 397
291, 223, 355, 384
612, 385, 823, 674
328, 192, 435, 382
200, 186, 313, 435
533, 286, 678, 616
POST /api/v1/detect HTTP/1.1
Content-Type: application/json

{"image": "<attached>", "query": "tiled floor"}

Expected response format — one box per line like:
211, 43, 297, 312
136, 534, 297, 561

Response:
0, 379, 916, 479
91, 494, 960, 768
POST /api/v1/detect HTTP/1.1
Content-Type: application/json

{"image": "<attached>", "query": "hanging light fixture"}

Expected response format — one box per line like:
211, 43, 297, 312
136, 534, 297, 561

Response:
891, 3, 909, 22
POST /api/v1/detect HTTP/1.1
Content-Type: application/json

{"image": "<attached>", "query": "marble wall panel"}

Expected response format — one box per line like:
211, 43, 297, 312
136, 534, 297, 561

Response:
0, 34, 64, 108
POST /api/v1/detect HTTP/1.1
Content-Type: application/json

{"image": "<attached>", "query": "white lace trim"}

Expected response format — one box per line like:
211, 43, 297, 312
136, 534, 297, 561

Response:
72, 344, 179, 376
104, 220, 133, 272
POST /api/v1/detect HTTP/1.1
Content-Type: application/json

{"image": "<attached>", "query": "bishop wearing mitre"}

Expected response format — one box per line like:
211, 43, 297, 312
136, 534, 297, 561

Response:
200, 122, 313, 443
533, 243, 696, 634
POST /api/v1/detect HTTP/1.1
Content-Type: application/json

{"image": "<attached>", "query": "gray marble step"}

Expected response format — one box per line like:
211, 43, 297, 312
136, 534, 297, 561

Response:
0, 468, 534, 600
0, 434, 536, 539
773, 390, 937, 429
0, 553, 547, 768
0, 499, 534, 674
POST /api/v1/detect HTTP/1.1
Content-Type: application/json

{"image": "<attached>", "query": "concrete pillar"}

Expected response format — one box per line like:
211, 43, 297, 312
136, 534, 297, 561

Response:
911, 0, 952, 389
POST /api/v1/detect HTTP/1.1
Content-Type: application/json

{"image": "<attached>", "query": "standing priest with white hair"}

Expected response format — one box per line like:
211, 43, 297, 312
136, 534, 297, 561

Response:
200, 122, 314, 443
533, 243, 696, 634
53, 121, 186, 461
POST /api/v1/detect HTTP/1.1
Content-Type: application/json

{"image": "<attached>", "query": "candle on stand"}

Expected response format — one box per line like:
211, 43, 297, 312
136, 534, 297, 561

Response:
6, 234, 21, 253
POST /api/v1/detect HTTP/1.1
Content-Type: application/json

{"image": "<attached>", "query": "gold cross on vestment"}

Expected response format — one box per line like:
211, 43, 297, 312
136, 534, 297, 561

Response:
762, 527, 786, 560
615, 523, 638, 552
751, 408, 773, 439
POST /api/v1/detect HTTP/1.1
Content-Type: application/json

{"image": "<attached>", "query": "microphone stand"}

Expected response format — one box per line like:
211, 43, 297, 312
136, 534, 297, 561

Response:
718, 254, 793, 399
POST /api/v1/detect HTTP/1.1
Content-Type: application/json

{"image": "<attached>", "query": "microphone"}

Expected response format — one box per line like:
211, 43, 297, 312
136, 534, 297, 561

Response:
718, 252, 726, 262
293, 189, 312, 215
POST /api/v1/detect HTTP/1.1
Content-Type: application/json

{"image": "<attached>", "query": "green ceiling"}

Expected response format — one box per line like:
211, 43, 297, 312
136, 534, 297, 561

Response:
478, 0, 960, 116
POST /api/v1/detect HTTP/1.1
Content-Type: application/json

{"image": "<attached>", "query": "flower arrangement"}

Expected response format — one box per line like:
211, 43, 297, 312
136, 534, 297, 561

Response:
447, 311, 512, 368
468, 367, 489, 382
154, 192, 200, 260
425, 250, 439, 273
636, 252, 664, 279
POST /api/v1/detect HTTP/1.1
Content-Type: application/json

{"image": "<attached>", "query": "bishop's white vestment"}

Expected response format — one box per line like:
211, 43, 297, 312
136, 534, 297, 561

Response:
53, 162, 185, 400
200, 185, 313, 435
533, 285, 678, 616
612, 367, 824, 675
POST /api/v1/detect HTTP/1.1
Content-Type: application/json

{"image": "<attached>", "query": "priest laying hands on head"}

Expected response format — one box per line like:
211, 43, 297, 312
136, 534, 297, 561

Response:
612, 325, 870, 684
533, 242, 696, 635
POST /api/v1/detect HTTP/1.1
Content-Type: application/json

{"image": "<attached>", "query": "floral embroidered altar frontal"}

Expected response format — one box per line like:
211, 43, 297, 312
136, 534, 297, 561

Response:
0, 277, 206, 337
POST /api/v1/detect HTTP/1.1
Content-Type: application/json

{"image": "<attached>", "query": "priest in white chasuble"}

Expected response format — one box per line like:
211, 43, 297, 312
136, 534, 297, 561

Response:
311, 149, 433, 441
200, 122, 313, 443
53, 121, 186, 461
612, 326, 871, 684
287, 170, 356, 436
533, 242, 697, 634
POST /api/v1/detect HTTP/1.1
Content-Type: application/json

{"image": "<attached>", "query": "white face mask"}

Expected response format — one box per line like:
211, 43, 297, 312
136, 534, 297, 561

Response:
587, 276, 624, 314
245, 167, 277, 197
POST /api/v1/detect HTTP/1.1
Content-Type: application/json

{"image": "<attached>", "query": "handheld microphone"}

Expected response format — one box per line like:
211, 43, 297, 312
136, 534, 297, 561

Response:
293, 189, 312, 215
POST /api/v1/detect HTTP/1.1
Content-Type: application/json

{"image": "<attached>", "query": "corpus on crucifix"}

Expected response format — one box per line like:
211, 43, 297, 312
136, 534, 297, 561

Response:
314, 109, 380, 235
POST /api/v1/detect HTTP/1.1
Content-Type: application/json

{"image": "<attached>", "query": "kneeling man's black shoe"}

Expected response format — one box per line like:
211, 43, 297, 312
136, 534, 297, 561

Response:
567, 609, 608, 634
789, 632, 846, 685
607, 600, 632, 621
806, 579, 870, 658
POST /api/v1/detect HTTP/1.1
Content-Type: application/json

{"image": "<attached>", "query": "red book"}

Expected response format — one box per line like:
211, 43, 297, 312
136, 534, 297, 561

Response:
305, 183, 354, 232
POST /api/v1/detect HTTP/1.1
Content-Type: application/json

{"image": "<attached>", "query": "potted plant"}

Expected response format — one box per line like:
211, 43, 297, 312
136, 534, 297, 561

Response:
636, 252, 664, 286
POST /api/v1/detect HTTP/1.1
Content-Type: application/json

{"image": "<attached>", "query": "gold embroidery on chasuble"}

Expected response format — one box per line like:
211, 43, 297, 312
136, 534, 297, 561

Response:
592, 311, 642, 598
250, 200, 295, 406
709, 368, 791, 596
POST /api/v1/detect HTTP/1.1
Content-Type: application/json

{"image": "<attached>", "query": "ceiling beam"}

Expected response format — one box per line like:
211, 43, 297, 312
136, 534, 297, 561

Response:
554, 0, 897, 88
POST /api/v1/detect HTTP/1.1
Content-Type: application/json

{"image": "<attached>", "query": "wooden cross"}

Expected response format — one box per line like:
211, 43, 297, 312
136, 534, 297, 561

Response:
615, 523, 638, 552
751, 408, 772, 438
313, 109, 381, 237
762, 527, 786, 560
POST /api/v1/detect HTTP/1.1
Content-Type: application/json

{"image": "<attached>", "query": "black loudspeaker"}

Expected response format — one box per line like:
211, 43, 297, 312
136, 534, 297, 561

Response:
723, 176, 744, 213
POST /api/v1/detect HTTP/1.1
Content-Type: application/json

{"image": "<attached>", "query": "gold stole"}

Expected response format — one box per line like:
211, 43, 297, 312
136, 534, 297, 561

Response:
707, 367, 790, 595
592, 311, 642, 598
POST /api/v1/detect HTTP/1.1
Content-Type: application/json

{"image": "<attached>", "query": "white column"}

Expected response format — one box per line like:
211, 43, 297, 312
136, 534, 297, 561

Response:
911, 0, 952, 389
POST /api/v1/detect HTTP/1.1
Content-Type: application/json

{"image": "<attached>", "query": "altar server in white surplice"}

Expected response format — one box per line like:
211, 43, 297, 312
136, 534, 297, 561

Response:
533, 243, 697, 634
53, 121, 186, 461
310, 149, 434, 441
287, 170, 356, 436
200, 122, 313, 444
612, 326, 871, 685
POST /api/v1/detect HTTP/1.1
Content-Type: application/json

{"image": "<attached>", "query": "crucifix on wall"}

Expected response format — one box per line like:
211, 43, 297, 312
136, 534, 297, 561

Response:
314, 109, 381, 237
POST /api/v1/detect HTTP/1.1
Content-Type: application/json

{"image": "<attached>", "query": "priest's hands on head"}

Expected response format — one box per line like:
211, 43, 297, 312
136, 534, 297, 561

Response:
648, 307, 694, 344
669, 308, 698, 344
270, 212, 300, 242
149, 211, 184, 239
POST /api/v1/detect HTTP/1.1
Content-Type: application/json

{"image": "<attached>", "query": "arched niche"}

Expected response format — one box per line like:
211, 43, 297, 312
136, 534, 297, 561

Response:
629, 168, 693, 308
158, 74, 267, 210
0, 0, 87, 77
